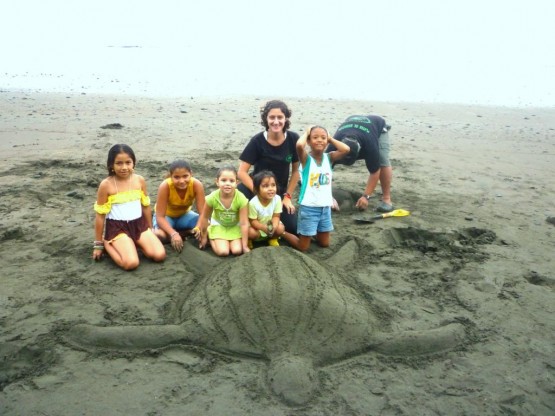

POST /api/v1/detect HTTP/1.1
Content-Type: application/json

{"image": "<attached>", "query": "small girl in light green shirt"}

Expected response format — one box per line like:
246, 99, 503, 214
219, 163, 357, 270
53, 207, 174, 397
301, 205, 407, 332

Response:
196, 166, 250, 256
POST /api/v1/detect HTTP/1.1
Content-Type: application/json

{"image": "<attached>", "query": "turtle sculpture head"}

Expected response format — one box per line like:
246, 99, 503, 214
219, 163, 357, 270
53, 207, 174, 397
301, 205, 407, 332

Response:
267, 354, 317, 407
66, 244, 467, 407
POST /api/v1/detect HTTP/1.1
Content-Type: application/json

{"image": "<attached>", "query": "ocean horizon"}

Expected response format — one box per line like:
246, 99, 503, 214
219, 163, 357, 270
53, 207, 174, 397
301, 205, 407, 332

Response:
2, 0, 554, 108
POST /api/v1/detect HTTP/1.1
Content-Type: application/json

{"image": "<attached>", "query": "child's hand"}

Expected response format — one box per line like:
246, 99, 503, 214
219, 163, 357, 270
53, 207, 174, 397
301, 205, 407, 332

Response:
170, 233, 184, 253
92, 240, 104, 261
266, 221, 274, 237
199, 235, 208, 250
192, 226, 201, 240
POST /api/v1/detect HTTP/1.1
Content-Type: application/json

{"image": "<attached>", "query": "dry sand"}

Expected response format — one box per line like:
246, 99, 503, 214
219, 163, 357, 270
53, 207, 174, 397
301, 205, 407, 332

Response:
0, 91, 554, 415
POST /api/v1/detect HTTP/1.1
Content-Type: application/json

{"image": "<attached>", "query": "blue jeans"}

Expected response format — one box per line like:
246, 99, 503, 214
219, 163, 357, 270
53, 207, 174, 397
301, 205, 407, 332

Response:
297, 205, 333, 236
153, 211, 199, 230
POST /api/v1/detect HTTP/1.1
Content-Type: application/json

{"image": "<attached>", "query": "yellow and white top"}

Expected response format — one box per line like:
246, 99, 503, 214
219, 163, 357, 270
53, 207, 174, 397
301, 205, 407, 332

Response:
94, 189, 150, 221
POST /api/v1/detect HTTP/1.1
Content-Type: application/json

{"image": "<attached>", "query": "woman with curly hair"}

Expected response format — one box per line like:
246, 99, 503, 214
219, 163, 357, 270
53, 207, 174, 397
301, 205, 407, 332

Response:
237, 100, 300, 234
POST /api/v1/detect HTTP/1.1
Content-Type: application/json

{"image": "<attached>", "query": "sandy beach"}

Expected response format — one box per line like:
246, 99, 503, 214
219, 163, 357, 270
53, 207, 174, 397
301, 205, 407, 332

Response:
1, 90, 554, 415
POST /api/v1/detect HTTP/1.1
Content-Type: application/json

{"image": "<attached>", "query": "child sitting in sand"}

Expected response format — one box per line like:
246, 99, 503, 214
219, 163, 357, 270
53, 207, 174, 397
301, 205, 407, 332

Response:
153, 159, 205, 253
282, 126, 349, 252
247, 170, 285, 248
196, 165, 250, 256
92, 144, 166, 270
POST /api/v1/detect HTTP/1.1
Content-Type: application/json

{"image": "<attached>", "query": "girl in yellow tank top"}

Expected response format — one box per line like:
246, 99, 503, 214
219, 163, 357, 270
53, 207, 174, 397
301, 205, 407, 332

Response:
153, 160, 205, 252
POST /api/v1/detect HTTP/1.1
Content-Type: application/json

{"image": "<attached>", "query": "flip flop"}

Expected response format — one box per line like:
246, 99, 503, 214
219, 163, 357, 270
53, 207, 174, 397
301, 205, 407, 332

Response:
376, 201, 394, 213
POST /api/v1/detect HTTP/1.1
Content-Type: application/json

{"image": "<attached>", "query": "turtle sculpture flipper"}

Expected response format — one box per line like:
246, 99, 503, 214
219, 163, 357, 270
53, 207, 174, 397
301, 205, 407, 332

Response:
66, 244, 467, 407
67, 324, 188, 352
371, 322, 466, 357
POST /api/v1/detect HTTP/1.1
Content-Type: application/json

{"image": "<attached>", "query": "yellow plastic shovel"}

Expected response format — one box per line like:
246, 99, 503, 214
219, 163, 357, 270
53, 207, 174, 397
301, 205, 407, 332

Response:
353, 209, 411, 223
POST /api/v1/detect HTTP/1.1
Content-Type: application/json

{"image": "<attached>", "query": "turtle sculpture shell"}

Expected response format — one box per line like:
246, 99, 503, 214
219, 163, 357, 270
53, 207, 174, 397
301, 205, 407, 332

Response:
180, 246, 379, 360
67, 245, 466, 407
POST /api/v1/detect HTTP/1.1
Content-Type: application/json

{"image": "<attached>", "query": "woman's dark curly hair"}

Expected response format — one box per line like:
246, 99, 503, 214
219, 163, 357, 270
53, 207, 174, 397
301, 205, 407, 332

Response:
260, 100, 291, 132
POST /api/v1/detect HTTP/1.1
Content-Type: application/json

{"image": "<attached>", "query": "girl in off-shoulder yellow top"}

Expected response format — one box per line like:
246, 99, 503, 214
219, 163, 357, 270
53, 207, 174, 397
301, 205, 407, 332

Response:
92, 144, 165, 270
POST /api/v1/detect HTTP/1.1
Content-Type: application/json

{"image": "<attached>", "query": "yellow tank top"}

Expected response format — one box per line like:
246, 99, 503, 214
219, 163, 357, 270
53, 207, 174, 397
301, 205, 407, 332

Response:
163, 177, 196, 218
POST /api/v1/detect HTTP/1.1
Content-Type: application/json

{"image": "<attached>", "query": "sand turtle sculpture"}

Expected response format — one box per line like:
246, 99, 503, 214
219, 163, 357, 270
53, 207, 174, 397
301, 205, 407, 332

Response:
67, 242, 466, 406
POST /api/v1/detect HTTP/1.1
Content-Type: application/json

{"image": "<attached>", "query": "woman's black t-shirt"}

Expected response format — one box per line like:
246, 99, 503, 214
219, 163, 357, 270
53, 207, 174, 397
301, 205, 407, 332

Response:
239, 131, 300, 195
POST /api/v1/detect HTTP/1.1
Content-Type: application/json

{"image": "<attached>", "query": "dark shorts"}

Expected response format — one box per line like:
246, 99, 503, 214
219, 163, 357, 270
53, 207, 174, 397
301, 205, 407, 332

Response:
104, 216, 149, 242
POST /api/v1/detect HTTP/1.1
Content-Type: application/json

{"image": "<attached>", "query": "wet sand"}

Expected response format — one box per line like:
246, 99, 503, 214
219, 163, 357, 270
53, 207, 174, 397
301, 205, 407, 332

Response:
1, 91, 554, 415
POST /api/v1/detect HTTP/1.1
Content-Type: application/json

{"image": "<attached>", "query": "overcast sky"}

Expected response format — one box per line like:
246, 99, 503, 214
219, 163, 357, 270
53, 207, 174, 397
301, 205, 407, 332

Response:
2, 0, 554, 106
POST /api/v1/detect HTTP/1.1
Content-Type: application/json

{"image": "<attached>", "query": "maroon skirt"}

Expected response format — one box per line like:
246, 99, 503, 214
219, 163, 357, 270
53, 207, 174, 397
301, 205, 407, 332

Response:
104, 216, 149, 243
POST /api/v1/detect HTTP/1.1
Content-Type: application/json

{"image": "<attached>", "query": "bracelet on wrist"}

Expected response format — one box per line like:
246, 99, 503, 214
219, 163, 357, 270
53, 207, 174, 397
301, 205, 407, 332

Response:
170, 231, 179, 239
283, 192, 292, 199
93, 245, 104, 250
